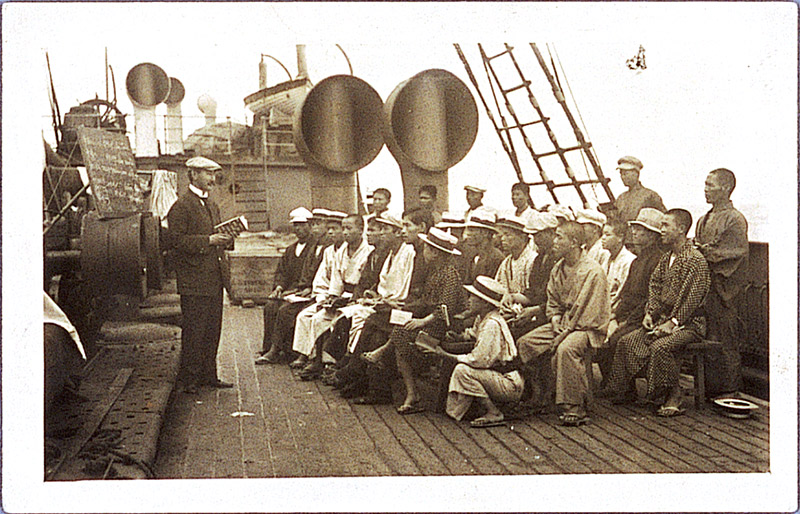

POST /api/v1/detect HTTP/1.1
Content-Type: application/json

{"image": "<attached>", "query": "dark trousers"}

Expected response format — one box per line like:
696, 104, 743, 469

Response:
704, 290, 743, 395
268, 301, 309, 355
261, 298, 284, 354
179, 292, 223, 385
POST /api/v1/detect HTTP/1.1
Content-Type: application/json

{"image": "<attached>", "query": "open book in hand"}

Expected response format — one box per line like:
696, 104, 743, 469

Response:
214, 215, 249, 238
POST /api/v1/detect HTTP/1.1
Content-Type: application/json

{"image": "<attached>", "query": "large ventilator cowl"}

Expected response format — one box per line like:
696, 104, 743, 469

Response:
293, 75, 385, 173
384, 68, 478, 172
126, 63, 171, 157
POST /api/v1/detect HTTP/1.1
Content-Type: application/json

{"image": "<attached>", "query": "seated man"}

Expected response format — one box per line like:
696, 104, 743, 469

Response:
255, 207, 314, 363
361, 227, 464, 411
494, 216, 537, 295
576, 208, 608, 263
604, 209, 710, 417
429, 276, 525, 428
598, 219, 636, 314
516, 221, 610, 426
504, 212, 559, 339
294, 214, 372, 379
257, 208, 329, 364
288, 211, 347, 369
597, 209, 665, 386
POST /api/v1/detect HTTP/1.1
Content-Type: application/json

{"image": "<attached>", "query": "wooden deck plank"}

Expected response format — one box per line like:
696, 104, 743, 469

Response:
577, 415, 672, 473
487, 423, 562, 474
683, 409, 770, 449
505, 421, 589, 474
520, 415, 611, 473
372, 405, 451, 476
349, 404, 423, 476
398, 411, 480, 476
450, 421, 533, 474
555, 420, 650, 474
614, 404, 741, 473
423, 412, 509, 475
591, 403, 698, 473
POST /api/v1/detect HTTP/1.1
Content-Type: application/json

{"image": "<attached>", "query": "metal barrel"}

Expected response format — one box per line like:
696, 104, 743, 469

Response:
81, 212, 147, 300
141, 213, 162, 290
126, 63, 171, 157
383, 69, 478, 172
293, 75, 384, 173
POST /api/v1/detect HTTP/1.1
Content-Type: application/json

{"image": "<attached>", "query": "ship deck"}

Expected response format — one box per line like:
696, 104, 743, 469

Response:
153, 303, 769, 478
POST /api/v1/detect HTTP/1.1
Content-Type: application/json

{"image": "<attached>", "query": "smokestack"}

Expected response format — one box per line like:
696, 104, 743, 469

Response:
126, 63, 170, 157
165, 77, 185, 155
197, 94, 217, 128
296, 45, 308, 79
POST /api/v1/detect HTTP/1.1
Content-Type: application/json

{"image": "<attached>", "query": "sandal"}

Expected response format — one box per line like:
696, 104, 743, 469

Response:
560, 413, 591, 426
396, 402, 425, 415
470, 416, 505, 428
656, 405, 685, 417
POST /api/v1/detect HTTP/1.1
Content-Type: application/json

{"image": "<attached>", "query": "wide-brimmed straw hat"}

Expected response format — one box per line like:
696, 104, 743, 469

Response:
628, 207, 665, 233
463, 275, 507, 308
436, 212, 465, 229
464, 210, 498, 232
418, 227, 461, 255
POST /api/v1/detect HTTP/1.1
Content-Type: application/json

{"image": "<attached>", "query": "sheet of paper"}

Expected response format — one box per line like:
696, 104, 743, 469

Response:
389, 309, 413, 325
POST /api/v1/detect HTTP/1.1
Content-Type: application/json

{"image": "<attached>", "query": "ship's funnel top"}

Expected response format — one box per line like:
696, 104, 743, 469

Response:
296, 45, 308, 79
166, 77, 185, 105
126, 63, 170, 107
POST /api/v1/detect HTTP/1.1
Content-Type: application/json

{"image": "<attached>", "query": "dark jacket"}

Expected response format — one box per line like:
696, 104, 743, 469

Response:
167, 190, 228, 296
274, 239, 316, 290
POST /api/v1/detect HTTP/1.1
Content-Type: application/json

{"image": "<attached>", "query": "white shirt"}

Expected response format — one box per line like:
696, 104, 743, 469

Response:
329, 239, 373, 297
598, 246, 636, 312
312, 244, 340, 301
495, 243, 536, 294
188, 184, 208, 199
294, 242, 307, 257
586, 239, 608, 264
376, 243, 416, 303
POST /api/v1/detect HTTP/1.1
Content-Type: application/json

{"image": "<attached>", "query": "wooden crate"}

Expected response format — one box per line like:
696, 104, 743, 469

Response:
225, 232, 296, 305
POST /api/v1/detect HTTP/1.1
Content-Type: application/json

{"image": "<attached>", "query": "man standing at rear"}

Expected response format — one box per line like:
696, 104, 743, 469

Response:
168, 157, 234, 393
695, 168, 749, 396
613, 155, 666, 223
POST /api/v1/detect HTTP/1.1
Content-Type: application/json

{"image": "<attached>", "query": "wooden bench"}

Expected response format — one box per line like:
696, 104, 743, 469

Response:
682, 340, 725, 409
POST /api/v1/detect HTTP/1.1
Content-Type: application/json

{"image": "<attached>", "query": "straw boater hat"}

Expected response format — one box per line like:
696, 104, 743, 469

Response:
495, 215, 528, 234
289, 207, 312, 223
436, 212, 465, 230
324, 210, 347, 223
463, 276, 507, 308
617, 155, 643, 171
418, 227, 461, 256
374, 213, 404, 229
464, 210, 498, 232
628, 207, 665, 233
186, 156, 222, 171
524, 212, 559, 234
575, 208, 607, 228
311, 208, 330, 221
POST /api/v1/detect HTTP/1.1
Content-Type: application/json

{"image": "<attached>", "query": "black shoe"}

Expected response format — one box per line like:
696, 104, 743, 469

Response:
289, 355, 308, 369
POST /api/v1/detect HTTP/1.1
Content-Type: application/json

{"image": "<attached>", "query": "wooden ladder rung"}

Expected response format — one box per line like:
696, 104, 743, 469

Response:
551, 179, 606, 189
502, 81, 531, 95
533, 143, 590, 159
486, 47, 514, 61
498, 119, 547, 132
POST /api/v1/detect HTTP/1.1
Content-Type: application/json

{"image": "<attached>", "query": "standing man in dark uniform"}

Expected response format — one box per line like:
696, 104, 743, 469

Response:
168, 156, 234, 393
613, 155, 666, 224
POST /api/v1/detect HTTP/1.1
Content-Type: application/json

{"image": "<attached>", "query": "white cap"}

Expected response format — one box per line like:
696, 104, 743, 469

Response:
289, 207, 312, 223
575, 208, 607, 227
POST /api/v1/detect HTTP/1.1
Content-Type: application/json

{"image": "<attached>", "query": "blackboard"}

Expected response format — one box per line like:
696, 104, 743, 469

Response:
77, 126, 144, 216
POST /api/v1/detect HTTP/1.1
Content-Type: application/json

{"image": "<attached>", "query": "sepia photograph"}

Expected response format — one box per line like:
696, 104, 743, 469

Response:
2, 1, 797, 512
